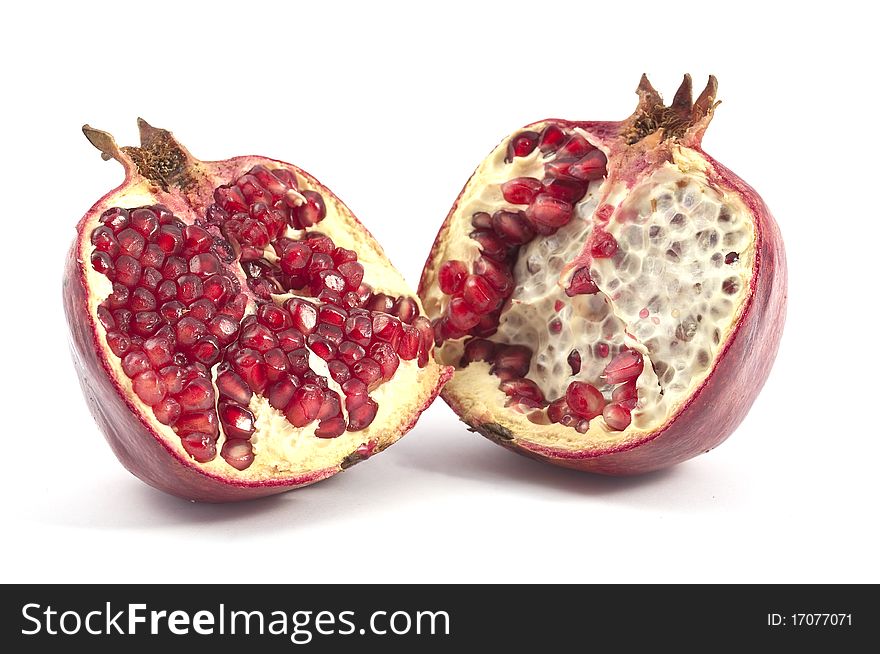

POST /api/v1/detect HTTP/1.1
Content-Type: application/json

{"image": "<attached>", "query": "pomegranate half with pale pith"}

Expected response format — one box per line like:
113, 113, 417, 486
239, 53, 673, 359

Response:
419, 75, 786, 475
65, 120, 450, 502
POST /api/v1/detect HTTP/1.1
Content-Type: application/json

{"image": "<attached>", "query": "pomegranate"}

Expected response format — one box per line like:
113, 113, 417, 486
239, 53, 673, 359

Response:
419, 75, 786, 475
65, 119, 451, 501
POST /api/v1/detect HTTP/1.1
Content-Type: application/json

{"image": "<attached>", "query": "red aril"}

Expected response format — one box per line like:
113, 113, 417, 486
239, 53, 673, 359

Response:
65, 120, 451, 501
419, 75, 786, 475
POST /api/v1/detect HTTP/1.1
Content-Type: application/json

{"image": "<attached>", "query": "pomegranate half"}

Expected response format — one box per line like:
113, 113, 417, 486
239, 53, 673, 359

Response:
65, 120, 450, 502
419, 75, 786, 475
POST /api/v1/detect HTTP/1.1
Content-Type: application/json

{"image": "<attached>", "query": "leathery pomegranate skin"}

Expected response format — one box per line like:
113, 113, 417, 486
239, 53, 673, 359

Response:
419, 75, 786, 475
65, 120, 450, 502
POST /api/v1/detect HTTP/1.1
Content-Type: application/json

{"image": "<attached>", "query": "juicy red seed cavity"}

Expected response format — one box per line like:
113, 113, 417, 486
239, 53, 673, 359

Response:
140, 244, 165, 269
438, 260, 468, 295
372, 313, 402, 347
153, 398, 181, 426
180, 434, 217, 463
327, 360, 351, 384
338, 341, 366, 366
603, 403, 632, 430
461, 338, 496, 366
396, 326, 420, 360
566, 267, 599, 296
501, 177, 543, 205
287, 299, 318, 334
307, 334, 337, 360
291, 191, 326, 228
543, 176, 588, 203
565, 382, 605, 420
352, 358, 383, 389
473, 257, 513, 294
91, 226, 119, 256
392, 297, 418, 324
344, 314, 372, 345
470, 230, 508, 259
492, 345, 532, 379
158, 279, 179, 304
558, 134, 596, 160
612, 380, 638, 408
491, 210, 535, 245
370, 342, 399, 380
538, 124, 566, 152
221, 439, 255, 470
500, 378, 546, 407
285, 384, 324, 427
267, 376, 298, 411
506, 131, 539, 161
189, 253, 220, 277
176, 411, 219, 438
106, 331, 131, 356
90, 186, 425, 463
117, 228, 146, 258
257, 303, 290, 330
447, 297, 480, 330
567, 350, 581, 375
591, 231, 618, 258
337, 262, 364, 291
603, 350, 644, 384
219, 402, 256, 439
346, 395, 378, 431
315, 416, 346, 439
156, 225, 183, 254
121, 351, 151, 377
100, 208, 130, 232
471, 212, 493, 230
525, 194, 573, 230
130, 208, 160, 239
568, 151, 608, 181
114, 255, 141, 287
132, 371, 167, 406
177, 378, 215, 412
462, 275, 500, 312
183, 225, 212, 254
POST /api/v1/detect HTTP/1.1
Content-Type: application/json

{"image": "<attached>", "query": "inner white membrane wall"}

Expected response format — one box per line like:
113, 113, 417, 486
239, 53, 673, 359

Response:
425, 127, 755, 445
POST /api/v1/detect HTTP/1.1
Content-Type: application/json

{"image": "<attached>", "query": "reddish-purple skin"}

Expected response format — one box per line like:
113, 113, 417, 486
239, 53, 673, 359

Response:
66, 140, 450, 502
420, 111, 787, 476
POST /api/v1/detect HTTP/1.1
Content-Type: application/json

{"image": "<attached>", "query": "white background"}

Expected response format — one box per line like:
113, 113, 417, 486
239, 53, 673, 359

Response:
1, 1, 877, 583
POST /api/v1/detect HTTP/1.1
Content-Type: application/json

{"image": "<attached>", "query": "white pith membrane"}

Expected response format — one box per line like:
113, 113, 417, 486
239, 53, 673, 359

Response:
422, 125, 755, 450
82, 163, 444, 480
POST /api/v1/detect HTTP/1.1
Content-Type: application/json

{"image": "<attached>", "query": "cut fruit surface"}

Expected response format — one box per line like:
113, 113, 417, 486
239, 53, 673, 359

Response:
65, 120, 451, 501
419, 75, 786, 475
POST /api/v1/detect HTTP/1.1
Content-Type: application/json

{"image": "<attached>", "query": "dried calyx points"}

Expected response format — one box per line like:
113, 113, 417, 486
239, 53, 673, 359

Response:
625, 74, 719, 145
67, 121, 450, 501
419, 74, 786, 475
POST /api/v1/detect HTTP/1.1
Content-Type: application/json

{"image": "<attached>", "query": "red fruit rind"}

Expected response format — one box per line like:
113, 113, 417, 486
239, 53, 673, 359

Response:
66, 120, 451, 501
418, 75, 786, 475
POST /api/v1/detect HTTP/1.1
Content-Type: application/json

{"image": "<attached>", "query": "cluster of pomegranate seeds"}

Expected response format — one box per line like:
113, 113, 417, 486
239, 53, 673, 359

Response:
435, 125, 639, 432
90, 166, 434, 471
547, 349, 644, 433
461, 338, 642, 432
91, 205, 246, 464
434, 125, 609, 342
217, 295, 428, 438
543, 350, 643, 432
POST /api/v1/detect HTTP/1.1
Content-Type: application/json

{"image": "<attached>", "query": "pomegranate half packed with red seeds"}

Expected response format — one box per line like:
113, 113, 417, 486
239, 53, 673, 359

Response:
419, 75, 786, 475
65, 120, 450, 501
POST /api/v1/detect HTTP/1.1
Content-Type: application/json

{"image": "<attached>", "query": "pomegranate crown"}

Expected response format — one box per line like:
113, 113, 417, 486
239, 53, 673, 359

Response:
625, 74, 720, 146
82, 118, 195, 192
